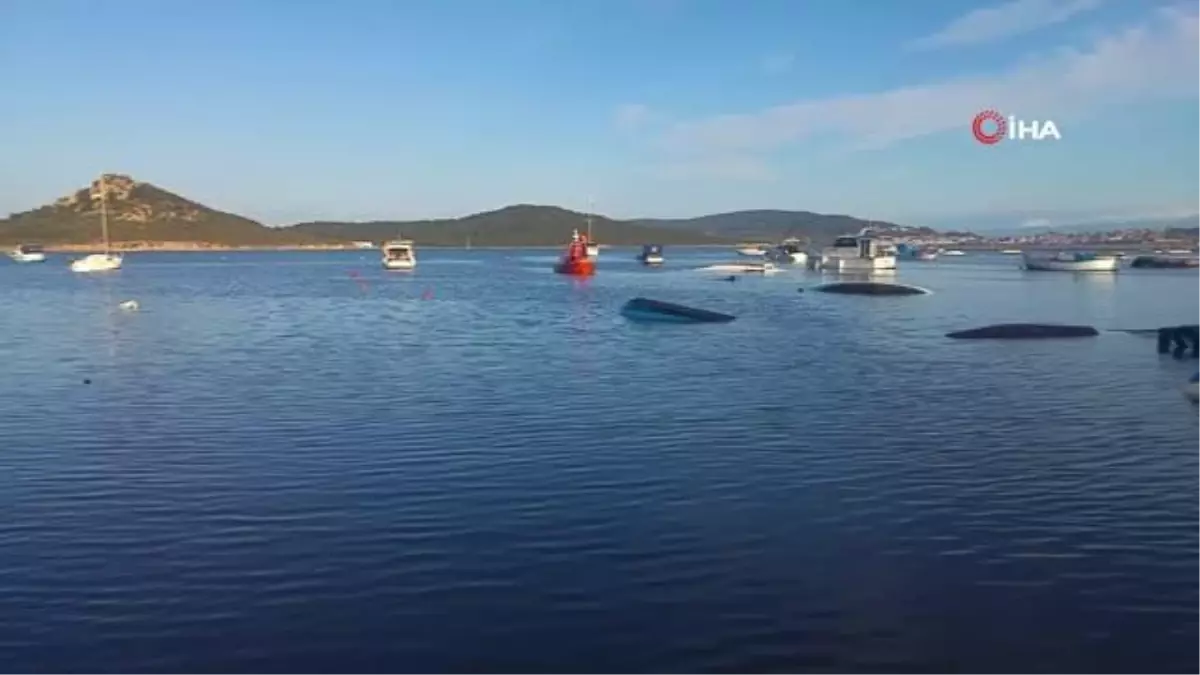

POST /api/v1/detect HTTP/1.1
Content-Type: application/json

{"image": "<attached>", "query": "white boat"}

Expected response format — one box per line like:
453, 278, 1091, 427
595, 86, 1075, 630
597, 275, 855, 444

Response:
638, 244, 664, 265
381, 239, 417, 270
819, 231, 897, 272
1000, 249, 1022, 255
1022, 251, 1120, 272
70, 176, 123, 273
765, 239, 808, 265
941, 249, 966, 256
702, 261, 779, 274
914, 248, 939, 261
352, 241, 374, 249
735, 244, 769, 257
9, 244, 46, 263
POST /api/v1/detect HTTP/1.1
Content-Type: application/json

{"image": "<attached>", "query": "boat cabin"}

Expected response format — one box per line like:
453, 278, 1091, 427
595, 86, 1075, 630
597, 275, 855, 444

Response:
829, 234, 884, 258
16, 244, 44, 254
382, 240, 414, 262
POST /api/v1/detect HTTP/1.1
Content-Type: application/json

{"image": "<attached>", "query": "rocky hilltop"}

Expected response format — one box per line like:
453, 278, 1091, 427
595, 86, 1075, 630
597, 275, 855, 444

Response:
0, 174, 310, 247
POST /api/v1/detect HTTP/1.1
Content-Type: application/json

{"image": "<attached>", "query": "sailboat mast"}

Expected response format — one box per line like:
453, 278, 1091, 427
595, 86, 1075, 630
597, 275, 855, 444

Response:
99, 176, 110, 256
586, 198, 593, 240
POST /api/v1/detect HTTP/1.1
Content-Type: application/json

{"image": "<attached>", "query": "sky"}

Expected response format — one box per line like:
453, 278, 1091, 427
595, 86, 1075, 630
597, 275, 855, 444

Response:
1, 0, 1197, 229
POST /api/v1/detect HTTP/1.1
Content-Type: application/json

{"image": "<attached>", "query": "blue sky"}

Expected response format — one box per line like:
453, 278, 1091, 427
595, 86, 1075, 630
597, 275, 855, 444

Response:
1, 0, 1196, 229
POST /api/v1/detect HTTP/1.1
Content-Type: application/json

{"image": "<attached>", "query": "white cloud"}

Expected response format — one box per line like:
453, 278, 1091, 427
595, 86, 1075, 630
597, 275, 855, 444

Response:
613, 103, 655, 131
761, 52, 795, 75
909, 0, 1103, 51
658, 6, 1197, 155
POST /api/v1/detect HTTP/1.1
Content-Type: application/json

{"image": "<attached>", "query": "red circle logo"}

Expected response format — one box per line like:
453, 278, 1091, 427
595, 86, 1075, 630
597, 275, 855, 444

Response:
972, 110, 1006, 145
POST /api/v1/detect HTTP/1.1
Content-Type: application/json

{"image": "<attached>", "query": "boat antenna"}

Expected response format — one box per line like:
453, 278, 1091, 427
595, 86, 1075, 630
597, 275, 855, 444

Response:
586, 197, 593, 240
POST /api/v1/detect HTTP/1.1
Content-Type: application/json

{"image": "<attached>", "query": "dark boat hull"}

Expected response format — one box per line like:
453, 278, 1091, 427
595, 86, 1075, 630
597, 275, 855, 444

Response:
620, 297, 735, 323
946, 323, 1099, 339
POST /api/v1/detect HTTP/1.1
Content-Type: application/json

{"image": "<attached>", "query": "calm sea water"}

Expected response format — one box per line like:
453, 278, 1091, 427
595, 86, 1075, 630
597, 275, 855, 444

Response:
0, 248, 1196, 673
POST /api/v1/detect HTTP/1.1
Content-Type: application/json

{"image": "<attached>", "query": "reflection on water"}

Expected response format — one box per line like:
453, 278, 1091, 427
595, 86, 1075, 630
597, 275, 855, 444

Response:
0, 249, 1195, 673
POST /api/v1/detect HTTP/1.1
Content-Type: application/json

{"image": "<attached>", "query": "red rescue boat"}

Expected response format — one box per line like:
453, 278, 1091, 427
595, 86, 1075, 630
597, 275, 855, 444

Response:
553, 229, 596, 276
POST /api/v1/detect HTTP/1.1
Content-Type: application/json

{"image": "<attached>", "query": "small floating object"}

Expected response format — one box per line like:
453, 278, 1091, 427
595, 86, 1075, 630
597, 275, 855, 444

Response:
813, 281, 930, 296
701, 262, 779, 274
1183, 371, 1199, 404
945, 323, 1099, 340
620, 297, 736, 324
118, 300, 140, 311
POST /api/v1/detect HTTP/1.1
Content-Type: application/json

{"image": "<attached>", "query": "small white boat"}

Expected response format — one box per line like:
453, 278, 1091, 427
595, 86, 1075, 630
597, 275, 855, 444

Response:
941, 249, 966, 256
735, 243, 769, 257
765, 239, 808, 265
819, 231, 897, 272
9, 244, 46, 263
70, 177, 123, 273
914, 248, 939, 261
1023, 251, 1119, 272
70, 253, 123, 273
638, 244, 664, 265
1000, 249, 1022, 255
702, 262, 779, 274
381, 239, 417, 270
352, 241, 374, 249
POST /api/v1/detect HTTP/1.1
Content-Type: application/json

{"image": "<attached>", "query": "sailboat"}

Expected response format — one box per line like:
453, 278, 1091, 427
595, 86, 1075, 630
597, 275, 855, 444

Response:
585, 200, 599, 258
70, 176, 123, 273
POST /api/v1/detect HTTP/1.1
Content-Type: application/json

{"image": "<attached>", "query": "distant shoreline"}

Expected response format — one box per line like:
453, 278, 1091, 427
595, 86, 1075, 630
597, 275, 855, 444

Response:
22, 241, 1196, 254
34, 243, 736, 252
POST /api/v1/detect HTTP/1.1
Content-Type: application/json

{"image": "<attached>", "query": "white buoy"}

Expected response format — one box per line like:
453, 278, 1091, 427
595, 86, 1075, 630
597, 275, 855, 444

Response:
1184, 372, 1199, 404
119, 300, 139, 311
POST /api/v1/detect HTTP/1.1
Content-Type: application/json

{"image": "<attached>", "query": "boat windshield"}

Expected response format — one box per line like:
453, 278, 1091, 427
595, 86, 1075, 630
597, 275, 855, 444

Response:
832, 237, 858, 248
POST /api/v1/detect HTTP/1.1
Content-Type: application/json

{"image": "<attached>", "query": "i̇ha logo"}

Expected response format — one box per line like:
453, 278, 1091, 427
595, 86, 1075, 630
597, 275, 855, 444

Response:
972, 110, 1061, 145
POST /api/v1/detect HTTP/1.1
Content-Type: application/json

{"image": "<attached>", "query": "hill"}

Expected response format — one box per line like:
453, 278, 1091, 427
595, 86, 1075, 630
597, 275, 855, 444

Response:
289, 205, 737, 246
0, 173, 939, 248
0, 174, 314, 247
631, 210, 944, 246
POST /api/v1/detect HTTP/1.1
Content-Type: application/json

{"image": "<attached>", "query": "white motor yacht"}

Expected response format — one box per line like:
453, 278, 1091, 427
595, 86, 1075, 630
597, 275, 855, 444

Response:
9, 244, 46, 263
381, 239, 417, 270
819, 232, 897, 272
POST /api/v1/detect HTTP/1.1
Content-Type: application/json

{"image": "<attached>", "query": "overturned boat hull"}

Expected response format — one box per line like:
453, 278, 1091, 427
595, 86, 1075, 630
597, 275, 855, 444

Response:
620, 297, 735, 324
946, 323, 1099, 340
813, 281, 930, 296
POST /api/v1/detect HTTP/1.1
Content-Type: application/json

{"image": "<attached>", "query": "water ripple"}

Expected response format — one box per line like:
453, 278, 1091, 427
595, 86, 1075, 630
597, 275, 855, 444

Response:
0, 249, 1195, 672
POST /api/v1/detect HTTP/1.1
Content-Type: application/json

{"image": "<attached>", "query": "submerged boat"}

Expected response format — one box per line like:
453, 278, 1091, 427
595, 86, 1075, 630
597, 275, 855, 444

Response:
381, 239, 417, 270
9, 244, 46, 263
638, 244, 664, 265
813, 281, 930, 296
1184, 371, 1199, 404
554, 229, 596, 276
620, 297, 735, 323
1023, 251, 1119, 272
1130, 255, 1199, 269
765, 238, 808, 265
701, 261, 779, 274
819, 231, 897, 272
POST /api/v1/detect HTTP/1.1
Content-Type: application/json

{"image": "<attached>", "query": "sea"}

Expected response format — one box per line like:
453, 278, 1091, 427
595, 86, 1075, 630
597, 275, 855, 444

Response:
0, 248, 1196, 673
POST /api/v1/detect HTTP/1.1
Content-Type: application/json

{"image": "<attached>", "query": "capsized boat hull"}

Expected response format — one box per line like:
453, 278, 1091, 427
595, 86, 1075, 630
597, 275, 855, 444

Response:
620, 297, 735, 323
814, 281, 930, 296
